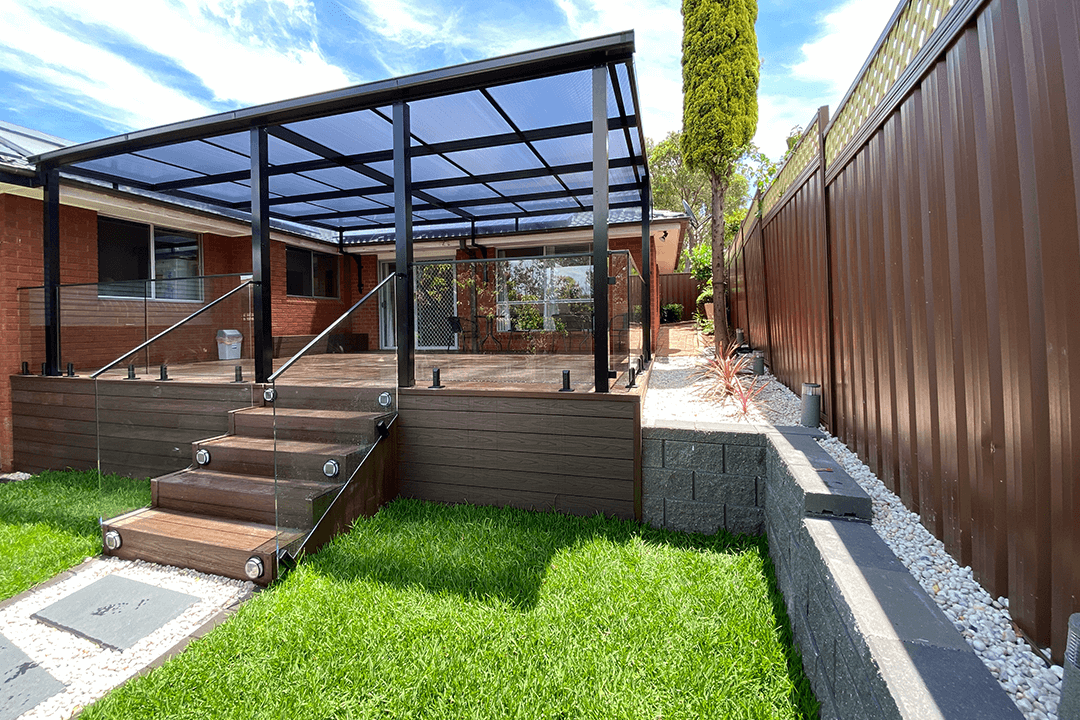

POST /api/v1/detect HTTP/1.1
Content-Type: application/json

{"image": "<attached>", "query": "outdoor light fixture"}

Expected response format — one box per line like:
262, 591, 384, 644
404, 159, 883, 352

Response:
104, 530, 122, 551
377, 391, 393, 408
263, 388, 276, 403
195, 449, 211, 466
801, 383, 822, 428
233, 365, 244, 383
159, 364, 170, 381
430, 368, 444, 389
244, 556, 264, 580
322, 459, 340, 478
20, 362, 29, 375
125, 364, 137, 380
67, 363, 76, 377
753, 351, 765, 376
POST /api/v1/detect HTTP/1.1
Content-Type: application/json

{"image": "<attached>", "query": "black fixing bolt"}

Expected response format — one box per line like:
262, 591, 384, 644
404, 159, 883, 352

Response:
559, 369, 574, 392
429, 368, 444, 389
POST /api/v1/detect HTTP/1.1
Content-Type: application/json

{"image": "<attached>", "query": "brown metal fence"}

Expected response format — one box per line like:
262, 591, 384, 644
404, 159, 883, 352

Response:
729, 0, 1080, 660
658, 273, 699, 320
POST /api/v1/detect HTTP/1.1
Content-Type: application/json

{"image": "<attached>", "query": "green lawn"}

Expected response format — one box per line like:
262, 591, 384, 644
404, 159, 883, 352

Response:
85, 499, 817, 720
0, 469, 150, 601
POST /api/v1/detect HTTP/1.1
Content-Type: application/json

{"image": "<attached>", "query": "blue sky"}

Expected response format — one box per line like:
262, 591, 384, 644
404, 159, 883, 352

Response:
0, 0, 896, 162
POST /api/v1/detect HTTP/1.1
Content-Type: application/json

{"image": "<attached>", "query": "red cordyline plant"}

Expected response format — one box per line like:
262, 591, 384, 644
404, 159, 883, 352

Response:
692, 340, 751, 403
729, 375, 771, 420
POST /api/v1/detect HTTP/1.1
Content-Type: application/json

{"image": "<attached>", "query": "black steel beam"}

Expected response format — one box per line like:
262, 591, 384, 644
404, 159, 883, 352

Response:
414, 155, 638, 191
338, 199, 642, 232
34, 33, 635, 168
394, 102, 415, 388
250, 128, 273, 383
609, 63, 640, 187
284, 182, 641, 222
162, 114, 638, 198
592, 65, 610, 394
641, 179, 652, 363
41, 167, 61, 376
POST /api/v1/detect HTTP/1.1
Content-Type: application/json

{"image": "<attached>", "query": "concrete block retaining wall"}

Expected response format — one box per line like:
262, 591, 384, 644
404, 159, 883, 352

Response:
642, 419, 1021, 720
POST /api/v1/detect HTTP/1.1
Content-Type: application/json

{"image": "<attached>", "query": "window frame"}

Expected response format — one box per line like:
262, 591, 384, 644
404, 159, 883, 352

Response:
495, 244, 593, 332
286, 246, 340, 299
97, 216, 203, 302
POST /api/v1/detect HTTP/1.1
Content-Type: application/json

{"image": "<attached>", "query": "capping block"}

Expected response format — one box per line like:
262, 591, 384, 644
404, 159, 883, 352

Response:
766, 428, 872, 521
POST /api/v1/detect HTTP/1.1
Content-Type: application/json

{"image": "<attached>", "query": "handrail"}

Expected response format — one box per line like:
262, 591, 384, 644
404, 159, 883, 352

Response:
90, 279, 253, 378
268, 273, 395, 383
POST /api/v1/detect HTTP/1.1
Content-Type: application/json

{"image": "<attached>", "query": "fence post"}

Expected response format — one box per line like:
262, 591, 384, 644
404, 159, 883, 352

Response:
816, 105, 836, 432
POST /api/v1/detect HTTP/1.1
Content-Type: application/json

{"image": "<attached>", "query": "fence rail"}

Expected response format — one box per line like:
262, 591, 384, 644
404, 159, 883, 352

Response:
731, 0, 1079, 661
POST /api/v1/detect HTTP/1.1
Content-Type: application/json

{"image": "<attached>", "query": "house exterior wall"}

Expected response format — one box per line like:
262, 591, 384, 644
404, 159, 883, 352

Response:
0, 192, 379, 470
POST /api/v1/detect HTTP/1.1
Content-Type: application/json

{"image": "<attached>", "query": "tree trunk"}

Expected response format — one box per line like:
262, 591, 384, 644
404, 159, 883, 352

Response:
710, 172, 730, 354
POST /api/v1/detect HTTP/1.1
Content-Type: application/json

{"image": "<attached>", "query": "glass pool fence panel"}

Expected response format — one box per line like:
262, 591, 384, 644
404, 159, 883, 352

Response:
270, 273, 396, 556
608, 250, 631, 386
88, 275, 256, 527
411, 253, 596, 391
15, 286, 45, 376
85, 274, 254, 383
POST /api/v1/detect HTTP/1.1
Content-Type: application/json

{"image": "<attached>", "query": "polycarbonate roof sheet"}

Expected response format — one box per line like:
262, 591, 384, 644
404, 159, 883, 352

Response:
43, 33, 647, 240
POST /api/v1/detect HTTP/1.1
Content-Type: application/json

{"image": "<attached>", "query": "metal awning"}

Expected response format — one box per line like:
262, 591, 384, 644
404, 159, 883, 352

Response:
31, 31, 648, 243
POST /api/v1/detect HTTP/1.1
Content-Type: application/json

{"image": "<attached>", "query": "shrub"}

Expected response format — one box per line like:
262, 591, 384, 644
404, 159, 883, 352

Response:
661, 303, 684, 323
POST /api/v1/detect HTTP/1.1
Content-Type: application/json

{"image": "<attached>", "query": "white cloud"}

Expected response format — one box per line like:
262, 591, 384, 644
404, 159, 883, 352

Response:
0, 0, 354, 133
754, 0, 896, 162
790, 0, 897, 101
554, 0, 684, 140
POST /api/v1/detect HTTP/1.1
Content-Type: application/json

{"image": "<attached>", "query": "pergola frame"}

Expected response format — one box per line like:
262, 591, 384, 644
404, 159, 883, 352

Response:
31, 32, 653, 392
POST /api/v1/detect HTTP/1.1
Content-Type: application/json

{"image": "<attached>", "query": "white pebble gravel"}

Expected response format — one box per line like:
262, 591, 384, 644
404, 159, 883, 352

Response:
2, 555, 252, 720
644, 350, 1064, 720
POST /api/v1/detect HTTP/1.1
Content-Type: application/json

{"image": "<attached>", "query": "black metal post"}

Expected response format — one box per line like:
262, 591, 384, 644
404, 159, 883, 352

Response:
394, 101, 416, 388
42, 167, 61, 376
250, 127, 273, 384
592, 65, 610, 393
641, 178, 652, 363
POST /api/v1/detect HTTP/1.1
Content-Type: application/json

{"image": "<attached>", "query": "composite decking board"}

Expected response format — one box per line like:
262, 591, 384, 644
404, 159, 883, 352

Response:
395, 445, 633, 480
10, 375, 256, 400
12, 391, 253, 417
399, 479, 558, 512
13, 415, 229, 440
397, 392, 637, 418
396, 462, 633, 500
398, 409, 635, 439
11, 402, 232, 431
200, 435, 359, 455
397, 427, 633, 459
109, 508, 281, 544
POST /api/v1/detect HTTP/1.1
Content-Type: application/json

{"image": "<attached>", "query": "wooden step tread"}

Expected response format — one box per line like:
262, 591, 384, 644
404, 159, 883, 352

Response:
109, 508, 296, 548
154, 468, 340, 492
237, 407, 385, 420
200, 435, 359, 455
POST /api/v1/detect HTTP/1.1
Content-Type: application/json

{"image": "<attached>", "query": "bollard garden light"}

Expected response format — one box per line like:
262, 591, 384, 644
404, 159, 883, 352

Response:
801, 383, 821, 428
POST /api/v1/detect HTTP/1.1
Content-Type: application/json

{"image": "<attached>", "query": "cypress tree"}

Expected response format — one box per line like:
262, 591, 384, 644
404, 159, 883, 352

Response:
682, 0, 759, 348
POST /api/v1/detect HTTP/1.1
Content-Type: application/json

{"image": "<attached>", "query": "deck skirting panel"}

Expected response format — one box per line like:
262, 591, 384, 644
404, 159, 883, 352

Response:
397, 388, 642, 521
10, 375, 255, 478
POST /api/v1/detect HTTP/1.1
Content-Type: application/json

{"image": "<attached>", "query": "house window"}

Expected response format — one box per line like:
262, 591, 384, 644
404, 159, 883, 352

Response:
496, 244, 593, 331
286, 247, 338, 298
98, 217, 200, 299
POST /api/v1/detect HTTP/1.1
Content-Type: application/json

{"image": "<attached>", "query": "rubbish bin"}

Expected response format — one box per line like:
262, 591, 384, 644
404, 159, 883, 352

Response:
216, 329, 242, 360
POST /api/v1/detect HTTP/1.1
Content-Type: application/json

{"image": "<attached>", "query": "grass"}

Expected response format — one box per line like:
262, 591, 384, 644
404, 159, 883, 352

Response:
0, 469, 150, 601
84, 499, 818, 720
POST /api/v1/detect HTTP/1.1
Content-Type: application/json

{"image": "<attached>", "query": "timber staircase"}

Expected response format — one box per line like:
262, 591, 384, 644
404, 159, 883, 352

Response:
102, 386, 394, 585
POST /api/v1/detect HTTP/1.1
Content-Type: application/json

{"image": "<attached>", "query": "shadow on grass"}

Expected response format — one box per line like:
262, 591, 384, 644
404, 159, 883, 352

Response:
0, 470, 149, 533
308, 497, 763, 609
